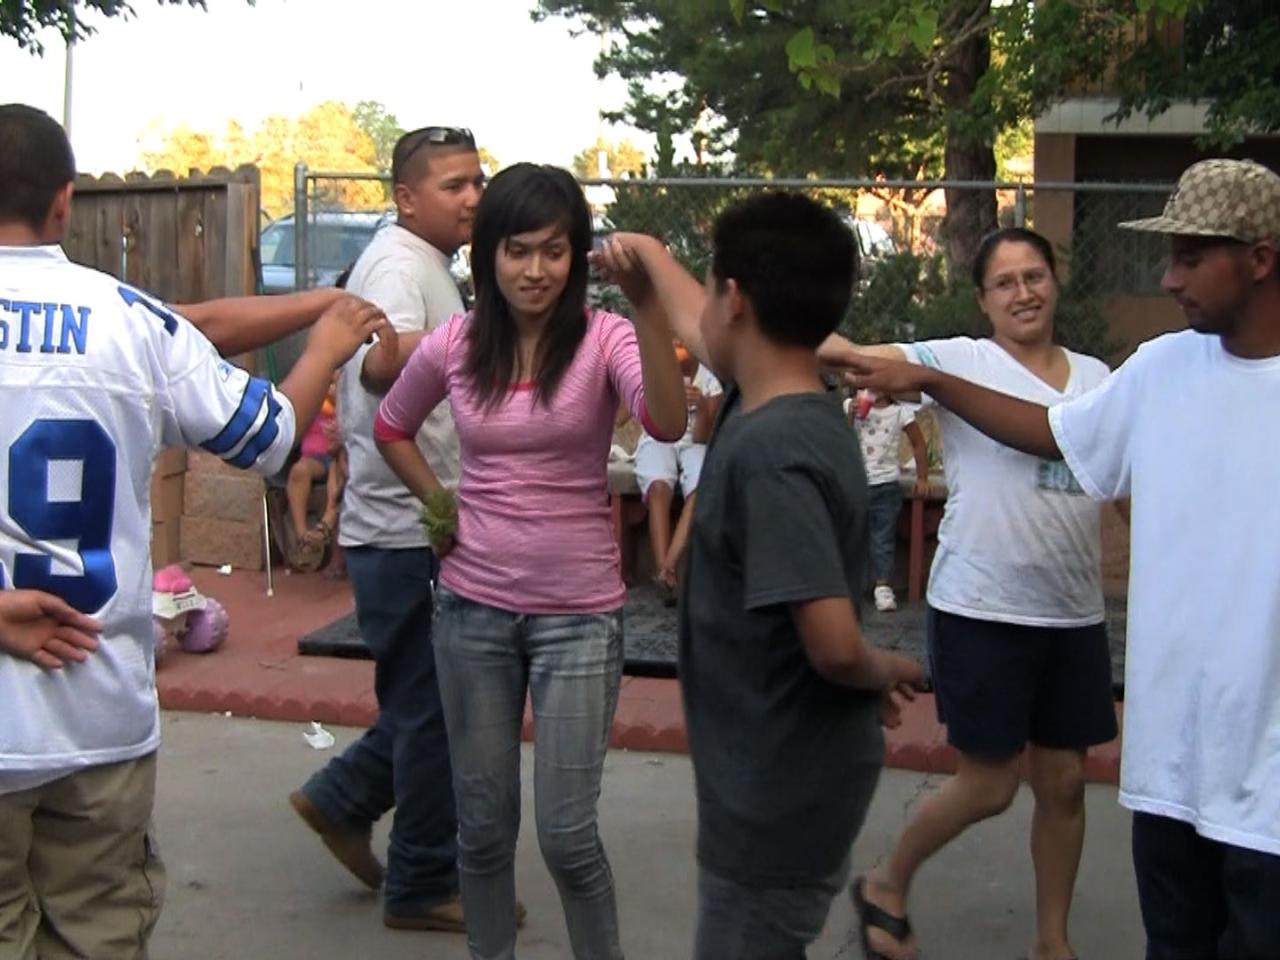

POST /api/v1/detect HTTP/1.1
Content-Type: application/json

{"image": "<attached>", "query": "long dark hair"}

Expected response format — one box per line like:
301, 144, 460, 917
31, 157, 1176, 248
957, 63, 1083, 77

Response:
464, 163, 593, 409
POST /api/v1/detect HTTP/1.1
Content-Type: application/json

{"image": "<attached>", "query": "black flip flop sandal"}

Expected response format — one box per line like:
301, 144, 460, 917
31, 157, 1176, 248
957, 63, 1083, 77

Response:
852, 875, 914, 960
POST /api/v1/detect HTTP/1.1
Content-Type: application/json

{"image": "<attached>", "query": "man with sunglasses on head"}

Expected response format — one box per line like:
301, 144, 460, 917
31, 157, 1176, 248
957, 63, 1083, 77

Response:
290, 126, 490, 933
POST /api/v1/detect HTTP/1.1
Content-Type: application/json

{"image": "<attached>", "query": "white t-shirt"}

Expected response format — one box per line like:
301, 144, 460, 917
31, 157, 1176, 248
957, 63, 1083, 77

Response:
338, 224, 463, 549
845, 400, 914, 486
1049, 330, 1280, 856
904, 337, 1109, 626
0, 246, 297, 793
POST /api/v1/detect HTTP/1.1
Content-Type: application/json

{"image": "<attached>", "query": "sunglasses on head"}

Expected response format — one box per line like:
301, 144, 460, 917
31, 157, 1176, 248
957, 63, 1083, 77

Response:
395, 126, 476, 178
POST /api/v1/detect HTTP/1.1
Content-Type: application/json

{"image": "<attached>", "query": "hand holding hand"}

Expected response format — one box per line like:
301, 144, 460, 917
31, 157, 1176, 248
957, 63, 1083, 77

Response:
878, 655, 925, 728
309, 294, 391, 369
879, 681, 921, 729
841, 354, 932, 397
360, 319, 400, 388
0, 590, 102, 670
590, 233, 660, 308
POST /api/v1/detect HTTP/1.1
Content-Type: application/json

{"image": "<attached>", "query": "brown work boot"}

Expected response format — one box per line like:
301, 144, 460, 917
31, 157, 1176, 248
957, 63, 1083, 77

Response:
384, 896, 528, 933
288, 790, 384, 890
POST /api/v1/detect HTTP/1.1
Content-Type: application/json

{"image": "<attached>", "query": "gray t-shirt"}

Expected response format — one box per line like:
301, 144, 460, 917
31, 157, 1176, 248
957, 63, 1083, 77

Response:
679, 383, 884, 886
338, 223, 463, 549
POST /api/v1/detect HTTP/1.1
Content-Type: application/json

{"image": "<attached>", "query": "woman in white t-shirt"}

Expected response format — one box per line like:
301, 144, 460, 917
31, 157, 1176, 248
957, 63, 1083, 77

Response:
852, 228, 1120, 960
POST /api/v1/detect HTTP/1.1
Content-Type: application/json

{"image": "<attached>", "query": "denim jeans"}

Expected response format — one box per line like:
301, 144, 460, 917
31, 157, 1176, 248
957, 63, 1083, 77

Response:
867, 481, 903, 584
433, 587, 625, 960
693, 855, 851, 960
298, 546, 458, 911
1133, 812, 1280, 959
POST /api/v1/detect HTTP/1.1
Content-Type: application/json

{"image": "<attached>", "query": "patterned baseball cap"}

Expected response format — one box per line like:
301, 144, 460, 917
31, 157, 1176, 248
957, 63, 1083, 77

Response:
1118, 158, 1280, 244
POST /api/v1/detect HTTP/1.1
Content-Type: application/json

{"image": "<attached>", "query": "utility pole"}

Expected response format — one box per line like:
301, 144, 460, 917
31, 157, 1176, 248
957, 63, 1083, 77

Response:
63, 12, 75, 138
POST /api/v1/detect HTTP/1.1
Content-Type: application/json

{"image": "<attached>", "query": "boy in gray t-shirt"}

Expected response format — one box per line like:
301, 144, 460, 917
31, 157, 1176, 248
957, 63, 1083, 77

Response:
595, 194, 925, 958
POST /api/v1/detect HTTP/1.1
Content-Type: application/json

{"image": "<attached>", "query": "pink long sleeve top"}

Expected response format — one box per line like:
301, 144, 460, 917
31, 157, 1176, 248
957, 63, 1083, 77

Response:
376, 309, 669, 614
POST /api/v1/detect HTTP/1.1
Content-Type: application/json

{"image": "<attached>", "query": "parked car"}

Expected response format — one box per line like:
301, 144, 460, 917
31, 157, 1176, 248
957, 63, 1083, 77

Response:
260, 210, 475, 306
259, 211, 392, 295
839, 213, 898, 267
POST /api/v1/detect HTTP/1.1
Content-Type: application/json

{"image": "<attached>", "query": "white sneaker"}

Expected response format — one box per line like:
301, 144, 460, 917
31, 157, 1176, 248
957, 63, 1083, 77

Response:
873, 585, 897, 612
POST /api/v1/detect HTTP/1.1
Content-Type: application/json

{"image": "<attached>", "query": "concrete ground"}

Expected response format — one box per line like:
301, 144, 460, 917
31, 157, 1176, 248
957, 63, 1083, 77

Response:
151, 712, 1144, 959
158, 567, 1124, 781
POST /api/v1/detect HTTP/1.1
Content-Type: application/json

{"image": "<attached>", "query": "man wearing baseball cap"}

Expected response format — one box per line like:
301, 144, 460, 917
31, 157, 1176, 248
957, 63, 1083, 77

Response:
842, 157, 1280, 958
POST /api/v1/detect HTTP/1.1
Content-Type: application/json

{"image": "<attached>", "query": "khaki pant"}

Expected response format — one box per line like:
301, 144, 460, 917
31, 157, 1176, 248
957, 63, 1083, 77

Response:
0, 754, 165, 960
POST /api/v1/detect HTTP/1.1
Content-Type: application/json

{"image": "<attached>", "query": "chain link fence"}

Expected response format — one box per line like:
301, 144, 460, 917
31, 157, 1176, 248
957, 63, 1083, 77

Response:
282, 165, 1175, 361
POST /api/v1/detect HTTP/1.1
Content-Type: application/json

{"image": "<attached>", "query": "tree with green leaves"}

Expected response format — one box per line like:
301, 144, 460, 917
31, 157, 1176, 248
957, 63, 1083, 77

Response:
352, 100, 403, 175
533, 0, 1255, 278
2, 1, 219, 54
1105, 0, 1280, 147
142, 101, 385, 216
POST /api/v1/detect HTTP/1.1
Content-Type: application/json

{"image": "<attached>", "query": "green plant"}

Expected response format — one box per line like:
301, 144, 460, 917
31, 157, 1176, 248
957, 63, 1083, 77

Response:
419, 488, 458, 553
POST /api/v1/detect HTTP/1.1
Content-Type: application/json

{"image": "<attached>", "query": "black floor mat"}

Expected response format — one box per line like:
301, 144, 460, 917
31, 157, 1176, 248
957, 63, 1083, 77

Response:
298, 588, 1129, 695
297, 581, 682, 678
295, 613, 369, 660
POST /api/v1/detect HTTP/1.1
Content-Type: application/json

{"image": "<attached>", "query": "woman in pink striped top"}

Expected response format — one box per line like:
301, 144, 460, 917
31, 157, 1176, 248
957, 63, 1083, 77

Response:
374, 163, 686, 960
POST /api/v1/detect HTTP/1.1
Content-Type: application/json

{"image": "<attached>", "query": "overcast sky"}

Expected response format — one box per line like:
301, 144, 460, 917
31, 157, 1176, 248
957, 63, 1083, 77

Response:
2, 0, 655, 175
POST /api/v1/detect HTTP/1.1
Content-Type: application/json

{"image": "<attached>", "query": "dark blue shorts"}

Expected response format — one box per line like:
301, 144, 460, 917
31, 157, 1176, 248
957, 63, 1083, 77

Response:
927, 606, 1118, 758
1132, 812, 1280, 959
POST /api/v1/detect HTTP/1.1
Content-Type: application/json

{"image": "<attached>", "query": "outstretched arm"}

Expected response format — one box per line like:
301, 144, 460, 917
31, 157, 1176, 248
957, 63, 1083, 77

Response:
362, 329, 429, 393
594, 233, 712, 373
593, 233, 906, 378
176, 288, 348, 357
592, 236, 692, 439
279, 298, 395, 439
846, 353, 1062, 460
817, 335, 906, 368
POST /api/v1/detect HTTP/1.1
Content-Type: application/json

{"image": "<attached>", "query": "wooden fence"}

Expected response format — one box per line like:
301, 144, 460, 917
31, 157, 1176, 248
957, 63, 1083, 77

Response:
64, 165, 260, 303
63, 166, 269, 571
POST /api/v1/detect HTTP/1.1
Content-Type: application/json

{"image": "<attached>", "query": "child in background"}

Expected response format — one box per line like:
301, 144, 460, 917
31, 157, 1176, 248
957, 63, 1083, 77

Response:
634, 339, 722, 603
286, 376, 345, 572
845, 389, 929, 612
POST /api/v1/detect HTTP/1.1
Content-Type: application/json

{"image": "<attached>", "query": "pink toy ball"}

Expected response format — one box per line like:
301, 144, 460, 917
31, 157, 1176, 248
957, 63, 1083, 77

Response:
180, 597, 229, 654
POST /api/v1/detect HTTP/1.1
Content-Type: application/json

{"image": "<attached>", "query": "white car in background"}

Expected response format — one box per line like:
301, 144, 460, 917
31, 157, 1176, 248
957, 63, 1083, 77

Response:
842, 214, 898, 266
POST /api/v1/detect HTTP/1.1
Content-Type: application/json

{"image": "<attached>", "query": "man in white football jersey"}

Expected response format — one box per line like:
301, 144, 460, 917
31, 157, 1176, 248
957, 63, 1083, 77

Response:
0, 103, 393, 960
